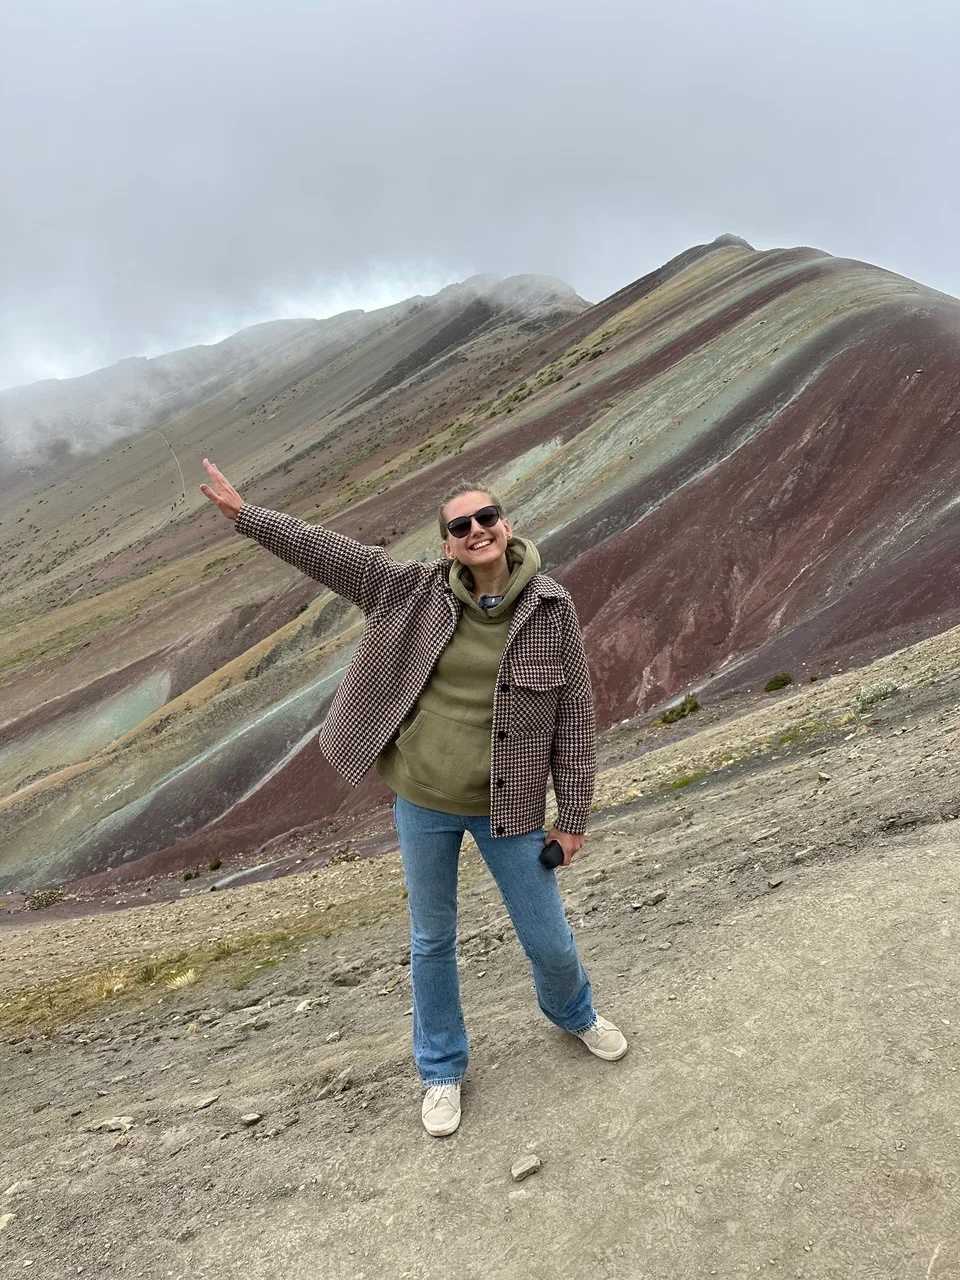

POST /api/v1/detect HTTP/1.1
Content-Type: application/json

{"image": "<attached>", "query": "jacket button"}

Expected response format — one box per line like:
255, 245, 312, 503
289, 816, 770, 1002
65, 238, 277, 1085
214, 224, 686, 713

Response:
496, 824, 505, 835
497, 730, 506, 741
499, 683, 509, 693
495, 778, 505, 788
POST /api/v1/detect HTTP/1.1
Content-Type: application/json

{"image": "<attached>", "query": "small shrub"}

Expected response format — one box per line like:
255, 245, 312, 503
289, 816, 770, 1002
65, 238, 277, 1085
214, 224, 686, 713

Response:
182, 870, 195, 881
27, 886, 64, 911
208, 858, 223, 872
660, 694, 701, 725
764, 672, 794, 693
855, 682, 899, 712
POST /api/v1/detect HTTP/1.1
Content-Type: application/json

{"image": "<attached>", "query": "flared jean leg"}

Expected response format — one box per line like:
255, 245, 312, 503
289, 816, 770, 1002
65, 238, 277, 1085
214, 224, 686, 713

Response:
392, 797, 470, 1086
468, 818, 595, 1033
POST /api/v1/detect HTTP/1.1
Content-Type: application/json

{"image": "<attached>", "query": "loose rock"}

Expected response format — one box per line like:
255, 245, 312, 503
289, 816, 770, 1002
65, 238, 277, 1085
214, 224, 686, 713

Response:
86, 1115, 135, 1133
511, 1154, 542, 1182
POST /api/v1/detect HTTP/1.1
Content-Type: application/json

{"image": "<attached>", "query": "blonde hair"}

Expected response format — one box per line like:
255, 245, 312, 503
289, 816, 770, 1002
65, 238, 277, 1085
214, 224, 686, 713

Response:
438, 479, 506, 541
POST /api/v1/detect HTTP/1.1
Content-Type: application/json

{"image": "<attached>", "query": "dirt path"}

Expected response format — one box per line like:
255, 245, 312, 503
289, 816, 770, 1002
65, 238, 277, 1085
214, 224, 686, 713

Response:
2, 647, 960, 1278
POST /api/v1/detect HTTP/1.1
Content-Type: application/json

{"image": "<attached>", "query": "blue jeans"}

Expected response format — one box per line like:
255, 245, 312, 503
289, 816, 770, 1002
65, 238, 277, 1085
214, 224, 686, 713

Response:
392, 795, 595, 1086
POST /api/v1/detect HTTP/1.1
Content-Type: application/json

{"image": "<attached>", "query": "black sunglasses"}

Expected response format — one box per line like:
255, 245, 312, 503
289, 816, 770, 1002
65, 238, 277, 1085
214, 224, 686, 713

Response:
445, 504, 502, 539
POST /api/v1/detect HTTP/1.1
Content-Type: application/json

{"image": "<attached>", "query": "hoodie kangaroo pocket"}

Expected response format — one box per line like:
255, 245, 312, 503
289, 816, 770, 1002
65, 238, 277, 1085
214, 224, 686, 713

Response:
396, 709, 491, 798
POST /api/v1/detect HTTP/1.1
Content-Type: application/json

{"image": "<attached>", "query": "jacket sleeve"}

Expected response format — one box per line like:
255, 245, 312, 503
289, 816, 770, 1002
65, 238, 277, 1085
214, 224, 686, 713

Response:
234, 503, 430, 614
550, 592, 597, 834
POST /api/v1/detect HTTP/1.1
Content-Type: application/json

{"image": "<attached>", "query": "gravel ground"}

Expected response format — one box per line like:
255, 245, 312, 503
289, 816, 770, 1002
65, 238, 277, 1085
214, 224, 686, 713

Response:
2, 629, 960, 1278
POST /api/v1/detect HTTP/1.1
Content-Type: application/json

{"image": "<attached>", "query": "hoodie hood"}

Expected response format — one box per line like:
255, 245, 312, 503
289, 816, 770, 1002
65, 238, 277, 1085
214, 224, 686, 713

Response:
449, 535, 541, 620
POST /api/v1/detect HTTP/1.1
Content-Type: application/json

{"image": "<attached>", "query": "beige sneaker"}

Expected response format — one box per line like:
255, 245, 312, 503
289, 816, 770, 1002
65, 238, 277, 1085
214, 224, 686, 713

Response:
421, 1082, 461, 1136
573, 1013, 628, 1061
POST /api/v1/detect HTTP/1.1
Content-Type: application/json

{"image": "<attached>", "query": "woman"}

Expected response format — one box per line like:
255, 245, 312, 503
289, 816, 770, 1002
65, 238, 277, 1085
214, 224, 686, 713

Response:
200, 457, 627, 1137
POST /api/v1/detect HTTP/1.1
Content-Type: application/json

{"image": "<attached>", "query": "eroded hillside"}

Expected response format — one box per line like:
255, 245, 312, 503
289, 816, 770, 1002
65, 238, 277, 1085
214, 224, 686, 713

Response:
3, 236, 960, 893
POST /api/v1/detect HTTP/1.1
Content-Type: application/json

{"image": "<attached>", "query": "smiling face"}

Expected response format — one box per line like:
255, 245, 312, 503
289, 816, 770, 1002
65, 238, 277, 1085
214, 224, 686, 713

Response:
441, 489, 513, 568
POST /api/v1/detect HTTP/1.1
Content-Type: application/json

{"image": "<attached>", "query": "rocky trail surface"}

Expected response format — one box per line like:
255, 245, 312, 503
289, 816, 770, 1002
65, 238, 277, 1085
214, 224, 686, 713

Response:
2, 630, 960, 1278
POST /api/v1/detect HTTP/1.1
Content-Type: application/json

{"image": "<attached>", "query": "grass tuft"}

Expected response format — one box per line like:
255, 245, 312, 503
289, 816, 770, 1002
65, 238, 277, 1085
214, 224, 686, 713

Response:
660, 694, 701, 725
165, 968, 198, 990
764, 672, 794, 693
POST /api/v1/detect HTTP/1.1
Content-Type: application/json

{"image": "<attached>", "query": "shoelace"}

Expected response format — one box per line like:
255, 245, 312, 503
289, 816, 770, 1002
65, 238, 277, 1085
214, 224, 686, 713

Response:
425, 1085, 459, 1111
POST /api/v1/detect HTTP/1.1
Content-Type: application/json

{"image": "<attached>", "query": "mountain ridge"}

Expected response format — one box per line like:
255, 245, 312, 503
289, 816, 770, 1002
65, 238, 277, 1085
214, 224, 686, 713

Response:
3, 234, 960, 893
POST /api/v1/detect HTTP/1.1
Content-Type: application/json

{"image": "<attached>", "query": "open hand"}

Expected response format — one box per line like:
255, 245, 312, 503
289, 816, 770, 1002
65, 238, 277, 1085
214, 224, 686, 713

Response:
199, 458, 243, 522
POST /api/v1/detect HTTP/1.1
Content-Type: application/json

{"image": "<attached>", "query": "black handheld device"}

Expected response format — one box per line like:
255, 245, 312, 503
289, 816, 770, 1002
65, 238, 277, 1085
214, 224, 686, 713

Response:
539, 839, 565, 869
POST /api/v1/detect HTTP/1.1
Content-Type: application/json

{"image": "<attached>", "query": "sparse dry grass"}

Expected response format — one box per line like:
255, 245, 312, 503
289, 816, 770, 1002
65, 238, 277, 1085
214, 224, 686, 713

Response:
591, 620, 960, 814
0, 875, 410, 1034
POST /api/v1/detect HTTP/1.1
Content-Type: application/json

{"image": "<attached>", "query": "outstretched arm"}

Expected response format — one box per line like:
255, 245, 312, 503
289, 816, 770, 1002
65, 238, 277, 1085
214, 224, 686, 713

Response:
200, 458, 428, 614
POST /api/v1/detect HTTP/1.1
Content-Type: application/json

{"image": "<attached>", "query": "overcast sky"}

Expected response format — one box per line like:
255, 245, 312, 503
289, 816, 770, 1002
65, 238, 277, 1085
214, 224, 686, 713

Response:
1, 0, 957, 391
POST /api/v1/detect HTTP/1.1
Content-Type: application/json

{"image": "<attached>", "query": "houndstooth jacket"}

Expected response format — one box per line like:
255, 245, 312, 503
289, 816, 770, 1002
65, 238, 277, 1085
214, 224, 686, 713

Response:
234, 504, 597, 836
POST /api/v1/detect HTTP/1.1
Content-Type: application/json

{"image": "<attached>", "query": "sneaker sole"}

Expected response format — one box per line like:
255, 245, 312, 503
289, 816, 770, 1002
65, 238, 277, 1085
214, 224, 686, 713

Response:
577, 1037, 629, 1062
423, 1112, 461, 1137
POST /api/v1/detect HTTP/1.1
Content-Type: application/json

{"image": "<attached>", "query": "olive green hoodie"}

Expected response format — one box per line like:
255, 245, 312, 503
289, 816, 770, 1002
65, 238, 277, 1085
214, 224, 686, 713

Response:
376, 536, 541, 814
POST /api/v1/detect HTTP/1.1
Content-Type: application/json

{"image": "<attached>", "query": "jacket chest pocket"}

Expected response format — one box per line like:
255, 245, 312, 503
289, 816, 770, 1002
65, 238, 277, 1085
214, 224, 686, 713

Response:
508, 659, 566, 736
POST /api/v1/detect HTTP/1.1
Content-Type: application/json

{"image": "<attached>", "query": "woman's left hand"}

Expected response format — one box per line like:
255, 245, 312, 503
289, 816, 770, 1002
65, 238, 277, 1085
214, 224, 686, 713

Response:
546, 828, 585, 867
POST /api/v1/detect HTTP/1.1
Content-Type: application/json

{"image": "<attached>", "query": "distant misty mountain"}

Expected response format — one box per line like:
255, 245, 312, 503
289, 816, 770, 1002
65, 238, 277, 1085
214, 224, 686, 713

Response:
0, 274, 585, 468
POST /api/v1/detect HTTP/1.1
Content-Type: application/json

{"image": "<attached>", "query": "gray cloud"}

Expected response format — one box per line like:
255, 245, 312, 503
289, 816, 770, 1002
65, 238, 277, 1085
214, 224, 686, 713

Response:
2, 0, 958, 389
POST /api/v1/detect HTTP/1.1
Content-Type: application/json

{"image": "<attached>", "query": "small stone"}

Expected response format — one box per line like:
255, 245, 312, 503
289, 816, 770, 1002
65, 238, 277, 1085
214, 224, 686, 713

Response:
240, 1113, 262, 1127
86, 1115, 135, 1133
0, 1212, 16, 1233
294, 999, 316, 1014
324, 1031, 342, 1043
195, 1093, 221, 1110
767, 877, 784, 889
643, 890, 668, 906
817, 771, 831, 783
511, 1154, 542, 1182
318, 1066, 353, 1099
656, 941, 672, 951
3, 1181, 32, 1197
751, 828, 781, 843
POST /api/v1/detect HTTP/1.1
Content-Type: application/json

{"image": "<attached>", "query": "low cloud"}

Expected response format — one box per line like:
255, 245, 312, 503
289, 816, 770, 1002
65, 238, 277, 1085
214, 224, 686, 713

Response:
2, 0, 957, 389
